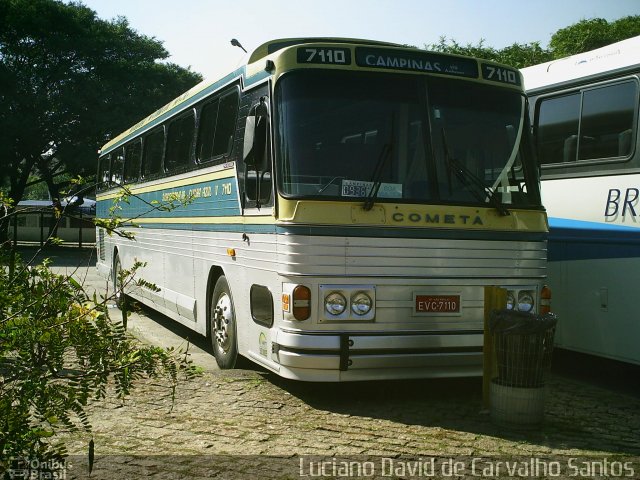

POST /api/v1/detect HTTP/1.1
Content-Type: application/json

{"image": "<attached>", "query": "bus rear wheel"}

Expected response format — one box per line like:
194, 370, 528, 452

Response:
210, 276, 238, 369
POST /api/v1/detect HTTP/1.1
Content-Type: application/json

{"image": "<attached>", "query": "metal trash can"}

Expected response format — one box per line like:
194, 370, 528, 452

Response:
489, 309, 557, 427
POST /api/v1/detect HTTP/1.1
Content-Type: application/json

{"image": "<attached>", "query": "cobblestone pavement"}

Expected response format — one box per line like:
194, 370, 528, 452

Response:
16, 247, 640, 478
54, 364, 640, 479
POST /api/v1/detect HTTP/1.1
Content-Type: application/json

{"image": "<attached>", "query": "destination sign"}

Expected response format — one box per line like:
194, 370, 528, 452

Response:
355, 47, 478, 78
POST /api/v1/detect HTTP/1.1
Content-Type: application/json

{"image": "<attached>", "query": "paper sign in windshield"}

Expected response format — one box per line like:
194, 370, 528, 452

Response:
341, 180, 402, 198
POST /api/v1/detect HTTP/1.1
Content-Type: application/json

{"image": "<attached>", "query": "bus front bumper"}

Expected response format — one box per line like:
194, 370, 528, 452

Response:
271, 329, 484, 381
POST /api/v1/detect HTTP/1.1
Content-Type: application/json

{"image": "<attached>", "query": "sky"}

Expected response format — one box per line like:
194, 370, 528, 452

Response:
69, 0, 639, 81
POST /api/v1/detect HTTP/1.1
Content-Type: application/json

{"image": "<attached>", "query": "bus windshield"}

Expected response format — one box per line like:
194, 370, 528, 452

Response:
275, 70, 541, 208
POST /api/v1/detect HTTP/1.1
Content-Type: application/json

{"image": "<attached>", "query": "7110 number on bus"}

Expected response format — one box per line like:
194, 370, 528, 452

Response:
481, 64, 521, 86
297, 47, 351, 65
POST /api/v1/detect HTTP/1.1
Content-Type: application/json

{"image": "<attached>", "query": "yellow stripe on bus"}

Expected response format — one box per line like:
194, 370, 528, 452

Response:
132, 215, 275, 225
277, 198, 548, 231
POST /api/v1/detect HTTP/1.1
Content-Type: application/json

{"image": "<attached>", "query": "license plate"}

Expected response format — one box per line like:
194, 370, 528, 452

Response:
415, 295, 460, 314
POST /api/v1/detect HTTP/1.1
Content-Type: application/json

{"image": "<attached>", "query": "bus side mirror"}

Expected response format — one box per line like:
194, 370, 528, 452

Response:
243, 97, 269, 172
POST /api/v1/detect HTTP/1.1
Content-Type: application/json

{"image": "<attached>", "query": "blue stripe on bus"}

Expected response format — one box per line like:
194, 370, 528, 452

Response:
276, 225, 547, 242
96, 177, 241, 219
116, 222, 546, 242
548, 217, 640, 261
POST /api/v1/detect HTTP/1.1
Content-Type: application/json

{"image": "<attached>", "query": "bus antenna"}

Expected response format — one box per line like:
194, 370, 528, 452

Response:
231, 38, 247, 53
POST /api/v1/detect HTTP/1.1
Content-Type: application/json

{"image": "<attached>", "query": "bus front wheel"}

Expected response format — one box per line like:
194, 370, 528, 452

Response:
210, 276, 238, 369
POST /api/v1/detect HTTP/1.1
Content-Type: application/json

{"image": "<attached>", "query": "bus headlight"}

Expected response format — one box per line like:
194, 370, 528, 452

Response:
351, 292, 372, 316
517, 291, 535, 312
319, 284, 376, 322
325, 292, 347, 316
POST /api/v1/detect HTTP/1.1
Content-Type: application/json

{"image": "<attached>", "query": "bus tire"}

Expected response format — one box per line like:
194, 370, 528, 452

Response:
210, 275, 238, 369
112, 253, 126, 310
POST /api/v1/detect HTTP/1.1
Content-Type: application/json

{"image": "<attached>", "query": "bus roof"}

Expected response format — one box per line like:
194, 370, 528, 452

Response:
521, 35, 640, 93
100, 37, 524, 156
248, 37, 405, 63
100, 38, 410, 155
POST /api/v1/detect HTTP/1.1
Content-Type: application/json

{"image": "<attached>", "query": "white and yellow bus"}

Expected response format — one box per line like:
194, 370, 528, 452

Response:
96, 38, 547, 381
522, 35, 640, 366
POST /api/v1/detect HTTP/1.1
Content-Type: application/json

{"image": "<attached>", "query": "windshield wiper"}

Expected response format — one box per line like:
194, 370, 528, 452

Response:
441, 128, 510, 216
363, 144, 392, 211
363, 117, 395, 211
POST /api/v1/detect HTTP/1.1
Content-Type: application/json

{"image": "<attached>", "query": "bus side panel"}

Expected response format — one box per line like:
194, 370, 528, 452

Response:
525, 52, 640, 366
543, 174, 640, 365
189, 229, 280, 364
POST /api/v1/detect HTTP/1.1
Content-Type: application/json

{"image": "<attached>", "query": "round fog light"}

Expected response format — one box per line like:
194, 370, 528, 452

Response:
351, 292, 372, 316
325, 292, 346, 315
517, 291, 534, 312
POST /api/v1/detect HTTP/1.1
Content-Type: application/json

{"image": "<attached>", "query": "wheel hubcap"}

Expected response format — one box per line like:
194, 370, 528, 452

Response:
213, 293, 233, 352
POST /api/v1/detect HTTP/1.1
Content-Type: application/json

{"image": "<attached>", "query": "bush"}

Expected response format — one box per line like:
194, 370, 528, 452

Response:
0, 250, 198, 465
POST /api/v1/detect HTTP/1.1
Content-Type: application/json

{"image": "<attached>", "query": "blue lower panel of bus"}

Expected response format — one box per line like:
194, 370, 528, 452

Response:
103, 222, 549, 242
548, 217, 640, 261
96, 177, 241, 219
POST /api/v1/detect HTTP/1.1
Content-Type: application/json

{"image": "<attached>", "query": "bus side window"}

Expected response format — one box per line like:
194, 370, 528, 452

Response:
143, 127, 165, 178
97, 154, 111, 190
536, 81, 637, 165
196, 88, 239, 163
166, 110, 195, 172
536, 93, 580, 164
578, 81, 637, 160
213, 90, 239, 157
124, 139, 142, 183
197, 98, 220, 162
111, 148, 124, 185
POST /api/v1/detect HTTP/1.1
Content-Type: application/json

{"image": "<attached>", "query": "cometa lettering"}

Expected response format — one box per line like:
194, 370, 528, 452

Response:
392, 212, 483, 225
365, 54, 441, 72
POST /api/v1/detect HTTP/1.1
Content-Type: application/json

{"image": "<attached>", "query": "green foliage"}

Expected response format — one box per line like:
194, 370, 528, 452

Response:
0, 0, 202, 234
0, 252, 199, 463
428, 37, 548, 68
427, 36, 553, 69
23, 174, 72, 201
0, 175, 202, 463
93, 184, 196, 241
497, 42, 554, 69
427, 15, 640, 68
550, 16, 640, 57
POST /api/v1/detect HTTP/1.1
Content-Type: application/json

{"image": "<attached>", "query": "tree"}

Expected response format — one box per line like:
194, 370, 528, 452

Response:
497, 42, 554, 69
0, 188, 199, 466
0, 250, 198, 465
427, 37, 553, 69
427, 15, 640, 68
0, 0, 202, 242
549, 16, 640, 57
